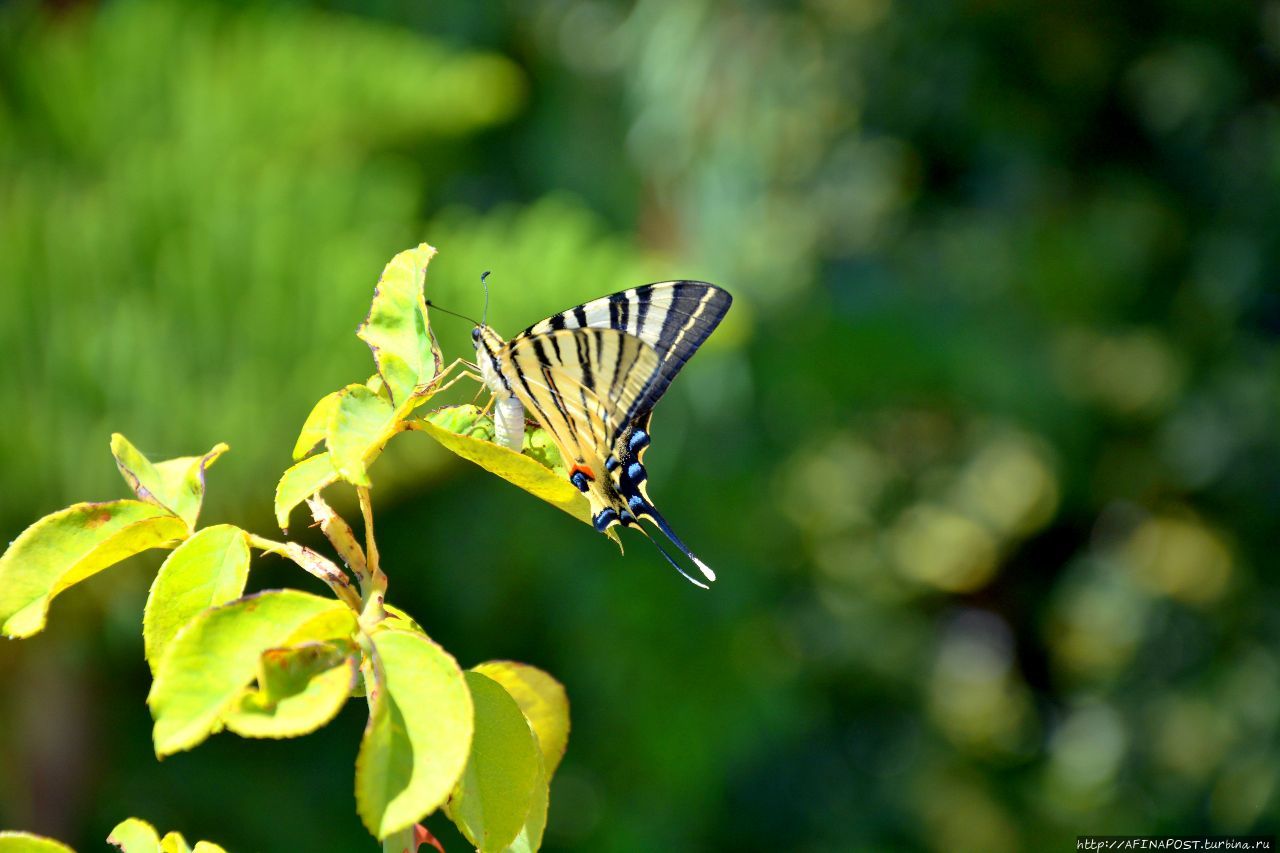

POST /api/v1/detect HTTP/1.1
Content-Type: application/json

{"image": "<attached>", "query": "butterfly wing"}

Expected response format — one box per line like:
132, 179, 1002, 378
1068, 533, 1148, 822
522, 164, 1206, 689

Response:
499, 325, 718, 587
501, 328, 661, 470
519, 281, 732, 417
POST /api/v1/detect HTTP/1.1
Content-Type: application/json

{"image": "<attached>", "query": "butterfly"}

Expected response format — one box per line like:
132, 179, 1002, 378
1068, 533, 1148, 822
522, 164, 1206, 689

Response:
470, 281, 732, 588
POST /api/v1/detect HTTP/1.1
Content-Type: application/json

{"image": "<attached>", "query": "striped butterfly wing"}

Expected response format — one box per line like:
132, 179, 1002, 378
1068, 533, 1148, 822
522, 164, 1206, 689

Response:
519, 280, 732, 418
506, 282, 730, 587
500, 328, 661, 474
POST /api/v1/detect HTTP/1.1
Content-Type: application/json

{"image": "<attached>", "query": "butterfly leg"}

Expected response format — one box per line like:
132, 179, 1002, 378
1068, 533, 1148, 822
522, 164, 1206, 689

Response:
428, 369, 482, 398
422, 357, 484, 399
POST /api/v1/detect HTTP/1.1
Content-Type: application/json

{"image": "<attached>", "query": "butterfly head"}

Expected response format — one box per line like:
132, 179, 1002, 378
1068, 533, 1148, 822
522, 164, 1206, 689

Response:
471, 322, 511, 398
471, 323, 506, 356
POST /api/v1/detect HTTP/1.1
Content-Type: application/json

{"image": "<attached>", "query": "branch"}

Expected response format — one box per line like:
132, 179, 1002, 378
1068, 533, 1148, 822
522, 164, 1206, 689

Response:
305, 495, 369, 587
246, 534, 361, 612
357, 486, 388, 625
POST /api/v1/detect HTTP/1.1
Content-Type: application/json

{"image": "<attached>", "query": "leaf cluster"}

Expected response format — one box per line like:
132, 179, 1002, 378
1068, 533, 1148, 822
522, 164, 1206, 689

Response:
0, 245, 579, 851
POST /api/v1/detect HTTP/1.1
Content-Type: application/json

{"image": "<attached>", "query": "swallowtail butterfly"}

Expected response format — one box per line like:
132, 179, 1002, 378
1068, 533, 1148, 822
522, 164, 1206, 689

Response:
471, 281, 732, 588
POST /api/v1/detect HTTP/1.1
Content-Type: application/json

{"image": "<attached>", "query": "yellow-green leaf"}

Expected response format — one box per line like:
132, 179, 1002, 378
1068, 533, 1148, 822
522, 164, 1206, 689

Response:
522, 428, 566, 478
107, 818, 160, 852
274, 452, 340, 532
383, 602, 426, 636
422, 403, 493, 440
144, 525, 251, 677
356, 628, 473, 839
223, 641, 357, 739
190, 844, 227, 853
148, 590, 357, 756
414, 414, 590, 527
0, 501, 188, 638
157, 833, 189, 853
328, 384, 397, 487
472, 661, 570, 779
0, 832, 76, 853
111, 434, 228, 530
357, 243, 442, 407
447, 671, 544, 853
503, 761, 549, 853
150, 445, 229, 531
293, 391, 341, 460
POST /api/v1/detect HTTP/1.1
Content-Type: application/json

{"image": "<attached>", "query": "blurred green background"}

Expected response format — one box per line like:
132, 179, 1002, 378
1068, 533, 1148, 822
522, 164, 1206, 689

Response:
2, 0, 1279, 850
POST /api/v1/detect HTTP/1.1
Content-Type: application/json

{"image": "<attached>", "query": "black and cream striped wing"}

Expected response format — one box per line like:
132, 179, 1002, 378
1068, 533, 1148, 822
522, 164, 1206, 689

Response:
518, 281, 732, 417
501, 283, 730, 589
499, 327, 662, 467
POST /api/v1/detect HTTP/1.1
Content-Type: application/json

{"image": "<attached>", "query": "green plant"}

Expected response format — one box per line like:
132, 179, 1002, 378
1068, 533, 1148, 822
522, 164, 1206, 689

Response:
0, 245, 578, 852
0, 0, 526, 527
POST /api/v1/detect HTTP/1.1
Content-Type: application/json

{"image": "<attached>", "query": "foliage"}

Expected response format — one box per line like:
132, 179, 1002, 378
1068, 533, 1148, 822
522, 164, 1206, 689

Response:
4, 0, 1280, 851
107, 817, 228, 853
0, 0, 525, 527
0, 246, 576, 849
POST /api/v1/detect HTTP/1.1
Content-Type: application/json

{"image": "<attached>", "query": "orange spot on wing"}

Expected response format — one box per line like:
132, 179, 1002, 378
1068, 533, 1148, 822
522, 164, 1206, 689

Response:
570, 463, 596, 481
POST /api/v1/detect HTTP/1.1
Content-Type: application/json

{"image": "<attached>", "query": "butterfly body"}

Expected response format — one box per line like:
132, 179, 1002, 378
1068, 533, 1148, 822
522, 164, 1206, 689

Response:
474, 337, 527, 451
470, 281, 732, 587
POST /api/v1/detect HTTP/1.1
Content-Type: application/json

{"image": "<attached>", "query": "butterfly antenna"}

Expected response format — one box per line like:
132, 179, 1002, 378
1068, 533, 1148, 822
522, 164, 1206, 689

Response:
480, 270, 491, 327
424, 300, 481, 326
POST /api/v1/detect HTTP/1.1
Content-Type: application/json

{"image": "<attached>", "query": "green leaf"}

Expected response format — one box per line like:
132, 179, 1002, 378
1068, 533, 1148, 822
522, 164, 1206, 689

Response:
223, 641, 357, 739
415, 411, 591, 527
503, 762, 549, 853
105, 825, 222, 853
0, 832, 77, 853
356, 628, 473, 839
357, 243, 442, 407
148, 590, 357, 756
521, 428, 566, 478
447, 671, 544, 853
274, 452, 340, 532
110, 434, 228, 530
422, 403, 494, 440
107, 818, 161, 852
293, 391, 341, 460
0, 501, 188, 638
471, 661, 570, 779
158, 833, 190, 853
328, 384, 397, 487
143, 525, 252, 677
383, 602, 426, 636
150, 445, 230, 530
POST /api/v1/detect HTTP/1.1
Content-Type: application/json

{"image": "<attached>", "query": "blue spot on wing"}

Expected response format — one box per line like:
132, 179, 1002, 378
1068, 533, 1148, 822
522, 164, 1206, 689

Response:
593, 508, 618, 532
628, 429, 649, 453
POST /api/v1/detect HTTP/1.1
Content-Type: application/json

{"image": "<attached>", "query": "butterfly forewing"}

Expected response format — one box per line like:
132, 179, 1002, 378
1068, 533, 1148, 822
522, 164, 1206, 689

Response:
519, 281, 731, 415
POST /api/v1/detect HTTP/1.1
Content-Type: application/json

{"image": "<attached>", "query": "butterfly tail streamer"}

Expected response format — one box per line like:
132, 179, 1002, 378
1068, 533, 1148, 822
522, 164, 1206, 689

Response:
640, 506, 716, 583
631, 522, 711, 589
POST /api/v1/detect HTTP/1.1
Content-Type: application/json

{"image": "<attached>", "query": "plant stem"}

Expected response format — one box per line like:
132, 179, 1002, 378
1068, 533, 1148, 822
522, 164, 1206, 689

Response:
246, 533, 361, 611
357, 486, 387, 626
306, 495, 369, 586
